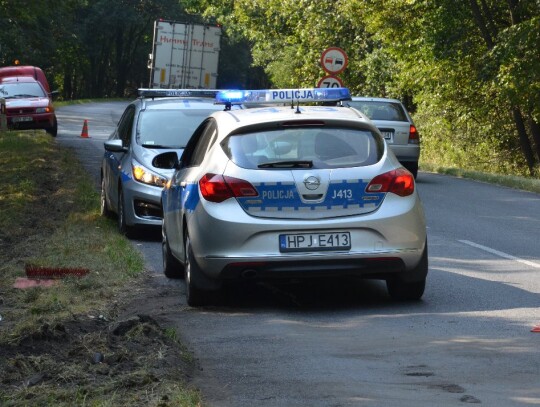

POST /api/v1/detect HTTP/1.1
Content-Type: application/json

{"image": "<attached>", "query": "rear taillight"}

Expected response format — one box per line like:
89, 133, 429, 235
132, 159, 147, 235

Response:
366, 168, 415, 197
199, 173, 258, 203
408, 125, 420, 144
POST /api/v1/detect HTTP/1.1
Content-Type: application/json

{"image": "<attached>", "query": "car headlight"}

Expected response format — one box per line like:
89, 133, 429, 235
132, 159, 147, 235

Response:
35, 107, 51, 113
132, 160, 167, 187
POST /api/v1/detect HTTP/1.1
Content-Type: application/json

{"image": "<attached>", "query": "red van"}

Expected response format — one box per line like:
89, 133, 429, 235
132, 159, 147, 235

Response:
0, 66, 51, 94
0, 76, 58, 136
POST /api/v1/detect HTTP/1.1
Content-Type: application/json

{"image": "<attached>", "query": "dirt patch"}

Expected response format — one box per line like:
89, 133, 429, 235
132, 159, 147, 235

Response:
0, 133, 201, 405
0, 276, 198, 406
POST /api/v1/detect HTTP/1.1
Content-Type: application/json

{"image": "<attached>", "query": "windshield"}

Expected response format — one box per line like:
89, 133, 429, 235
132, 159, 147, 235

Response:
137, 108, 218, 148
347, 101, 408, 121
222, 126, 384, 169
0, 82, 46, 98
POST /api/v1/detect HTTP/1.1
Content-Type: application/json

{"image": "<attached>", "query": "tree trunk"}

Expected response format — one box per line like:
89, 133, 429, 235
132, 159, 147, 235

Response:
512, 108, 536, 175
528, 117, 540, 164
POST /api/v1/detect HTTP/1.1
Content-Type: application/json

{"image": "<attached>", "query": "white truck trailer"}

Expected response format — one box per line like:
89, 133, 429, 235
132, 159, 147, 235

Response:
148, 20, 221, 89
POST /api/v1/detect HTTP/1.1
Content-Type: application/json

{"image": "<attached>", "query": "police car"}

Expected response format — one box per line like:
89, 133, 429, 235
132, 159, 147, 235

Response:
101, 88, 233, 236
159, 88, 428, 306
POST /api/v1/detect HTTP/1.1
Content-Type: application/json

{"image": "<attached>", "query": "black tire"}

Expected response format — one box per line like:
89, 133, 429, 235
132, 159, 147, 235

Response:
46, 118, 58, 137
118, 188, 134, 237
404, 162, 418, 179
184, 235, 210, 306
100, 177, 112, 218
162, 224, 184, 279
386, 243, 428, 301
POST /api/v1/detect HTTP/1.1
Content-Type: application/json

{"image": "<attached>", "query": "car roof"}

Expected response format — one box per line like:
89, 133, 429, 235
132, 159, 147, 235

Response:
0, 76, 41, 84
351, 96, 403, 104
209, 105, 370, 136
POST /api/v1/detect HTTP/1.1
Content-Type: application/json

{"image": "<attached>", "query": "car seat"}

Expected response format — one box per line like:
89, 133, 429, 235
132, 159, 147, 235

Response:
314, 132, 352, 161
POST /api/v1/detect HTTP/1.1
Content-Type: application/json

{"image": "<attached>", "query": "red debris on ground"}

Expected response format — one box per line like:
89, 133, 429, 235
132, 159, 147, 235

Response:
25, 264, 90, 279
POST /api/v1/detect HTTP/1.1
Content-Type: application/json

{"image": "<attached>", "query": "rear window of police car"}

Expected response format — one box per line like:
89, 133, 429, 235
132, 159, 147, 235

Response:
223, 126, 383, 169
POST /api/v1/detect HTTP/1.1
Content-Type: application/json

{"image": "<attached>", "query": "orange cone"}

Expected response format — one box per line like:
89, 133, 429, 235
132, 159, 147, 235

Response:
81, 119, 89, 138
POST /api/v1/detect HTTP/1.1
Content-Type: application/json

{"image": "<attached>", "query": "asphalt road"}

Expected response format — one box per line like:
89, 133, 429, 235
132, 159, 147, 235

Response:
56, 102, 540, 407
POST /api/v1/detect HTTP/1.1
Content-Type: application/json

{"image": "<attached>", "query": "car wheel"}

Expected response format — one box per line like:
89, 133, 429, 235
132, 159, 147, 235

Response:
386, 244, 428, 301
46, 118, 58, 137
100, 177, 112, 218
404, 162, 418, 179
118, 188, 134, 237
184, 234, 210, 306
162, 224, 184, 279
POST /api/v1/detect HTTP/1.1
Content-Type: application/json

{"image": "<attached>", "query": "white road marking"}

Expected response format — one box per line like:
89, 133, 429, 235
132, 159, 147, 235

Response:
459, 239, 540, 269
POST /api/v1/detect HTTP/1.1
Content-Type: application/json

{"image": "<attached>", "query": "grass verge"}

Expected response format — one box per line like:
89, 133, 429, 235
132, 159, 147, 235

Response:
420, 163, 540, 194
0, 130, 202, 406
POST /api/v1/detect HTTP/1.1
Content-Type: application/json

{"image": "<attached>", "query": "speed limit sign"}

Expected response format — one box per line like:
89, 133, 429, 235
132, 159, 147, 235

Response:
317, 75, 343, 88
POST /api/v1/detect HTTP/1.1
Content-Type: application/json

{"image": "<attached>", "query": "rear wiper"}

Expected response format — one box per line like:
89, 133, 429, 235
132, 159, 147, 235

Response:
258, 160, 313, 168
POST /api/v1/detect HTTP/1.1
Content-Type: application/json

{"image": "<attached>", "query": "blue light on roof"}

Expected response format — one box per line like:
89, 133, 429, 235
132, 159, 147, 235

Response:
215, 88, 351, 105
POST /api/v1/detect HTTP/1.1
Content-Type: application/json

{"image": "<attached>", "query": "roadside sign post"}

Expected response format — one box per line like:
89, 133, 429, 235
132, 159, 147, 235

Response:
0, 98, 7, 132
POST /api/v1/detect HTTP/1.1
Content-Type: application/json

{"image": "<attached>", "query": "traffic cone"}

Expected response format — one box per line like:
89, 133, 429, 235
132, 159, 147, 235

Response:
81, 119, 89, 138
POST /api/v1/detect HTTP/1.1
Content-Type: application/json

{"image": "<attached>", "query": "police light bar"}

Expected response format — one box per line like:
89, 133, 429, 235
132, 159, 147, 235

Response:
138, 88, 220, 98
215, 88, 351, 105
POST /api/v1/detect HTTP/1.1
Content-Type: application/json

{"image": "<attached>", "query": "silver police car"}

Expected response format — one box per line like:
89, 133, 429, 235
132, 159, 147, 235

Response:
101, 89, 229, 236
160, 88, 428, 306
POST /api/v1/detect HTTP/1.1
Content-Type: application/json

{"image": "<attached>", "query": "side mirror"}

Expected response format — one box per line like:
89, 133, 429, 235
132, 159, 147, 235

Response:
152, 151, 179, 169
104, 139, 127, 152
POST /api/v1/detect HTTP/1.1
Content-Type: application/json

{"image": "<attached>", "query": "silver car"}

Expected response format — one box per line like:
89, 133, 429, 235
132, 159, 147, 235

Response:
101, 89, 229, 236
345, 97, 420, 178
160, 88, 428, 306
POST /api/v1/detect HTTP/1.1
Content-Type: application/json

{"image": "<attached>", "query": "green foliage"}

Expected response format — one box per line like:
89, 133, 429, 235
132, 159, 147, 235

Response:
1, 0, 539, 176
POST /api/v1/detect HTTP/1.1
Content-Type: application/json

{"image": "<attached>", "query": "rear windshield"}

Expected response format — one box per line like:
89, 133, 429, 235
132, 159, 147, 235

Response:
222, 127, 383, 169
0, 82, 46, 98
137, 108, 218, 148
347, 101, 408, 122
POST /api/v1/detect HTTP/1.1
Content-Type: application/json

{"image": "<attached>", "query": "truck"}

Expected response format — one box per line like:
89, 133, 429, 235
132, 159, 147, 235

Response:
148, 20, 221, 89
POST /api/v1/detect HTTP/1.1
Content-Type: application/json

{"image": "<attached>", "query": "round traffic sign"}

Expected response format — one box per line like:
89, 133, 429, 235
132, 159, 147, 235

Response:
320, 47, 348, 74
317, 75, 343, 88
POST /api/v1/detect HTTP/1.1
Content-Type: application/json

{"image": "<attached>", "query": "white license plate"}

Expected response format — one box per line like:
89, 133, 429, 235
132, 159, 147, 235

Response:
279, 232, 351, 252
12, 116, 33, 123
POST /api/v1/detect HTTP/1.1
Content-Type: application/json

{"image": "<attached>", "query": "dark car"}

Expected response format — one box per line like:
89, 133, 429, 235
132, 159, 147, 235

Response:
0, 76, 57, 136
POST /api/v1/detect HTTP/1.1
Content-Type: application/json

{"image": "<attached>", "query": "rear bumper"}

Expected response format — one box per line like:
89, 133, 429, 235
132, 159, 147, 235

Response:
389, 144, 420, 163
220, 256, 407, 281
186, 193, 427, 281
